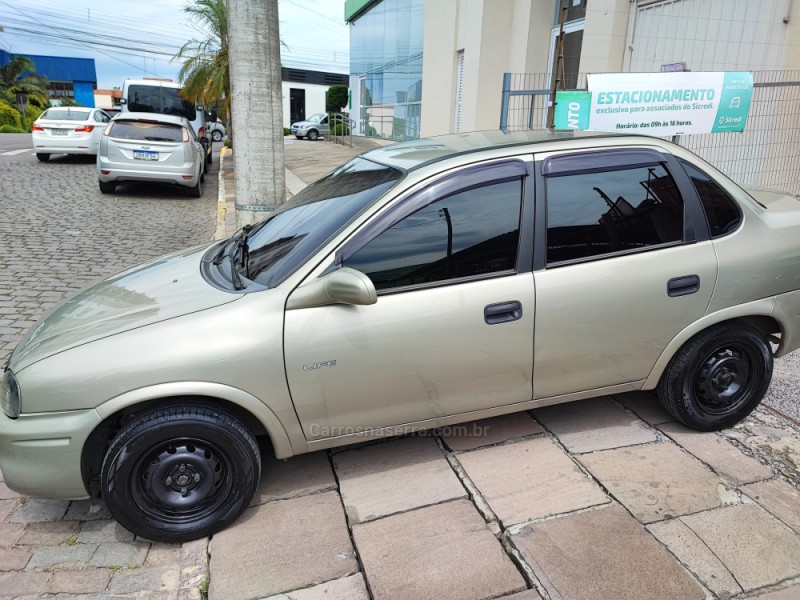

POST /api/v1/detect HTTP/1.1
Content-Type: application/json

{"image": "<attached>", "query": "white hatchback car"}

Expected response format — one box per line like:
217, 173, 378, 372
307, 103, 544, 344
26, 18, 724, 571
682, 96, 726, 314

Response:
32, 107, 111, 161
96, 112, 206, 197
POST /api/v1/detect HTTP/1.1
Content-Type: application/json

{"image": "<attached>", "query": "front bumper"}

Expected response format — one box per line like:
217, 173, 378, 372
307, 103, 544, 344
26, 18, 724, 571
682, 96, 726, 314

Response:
0, 408, 101, 499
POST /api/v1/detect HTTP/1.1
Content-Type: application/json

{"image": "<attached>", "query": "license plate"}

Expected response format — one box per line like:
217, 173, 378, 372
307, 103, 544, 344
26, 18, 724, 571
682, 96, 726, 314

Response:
50, 129, 68, 136
133, 151, 158, 161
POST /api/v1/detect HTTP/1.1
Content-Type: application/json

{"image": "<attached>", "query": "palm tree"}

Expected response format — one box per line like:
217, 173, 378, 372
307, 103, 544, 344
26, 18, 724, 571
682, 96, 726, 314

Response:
0, 55, 50, 108
172, 0, 230, 121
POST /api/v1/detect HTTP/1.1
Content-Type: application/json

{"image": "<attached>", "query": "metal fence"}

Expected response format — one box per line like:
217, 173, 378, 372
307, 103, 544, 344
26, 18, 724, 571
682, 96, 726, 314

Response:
327, 113, 354, 147
499, 71, 800, 195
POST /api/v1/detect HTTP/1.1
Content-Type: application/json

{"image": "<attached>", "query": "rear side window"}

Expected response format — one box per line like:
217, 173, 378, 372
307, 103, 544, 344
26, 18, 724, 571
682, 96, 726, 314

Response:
546, 164, 683, 264
127, 85, 197, 121
343, 179, 523, 290
109, 121, 183, 142
681, 161, 742, 237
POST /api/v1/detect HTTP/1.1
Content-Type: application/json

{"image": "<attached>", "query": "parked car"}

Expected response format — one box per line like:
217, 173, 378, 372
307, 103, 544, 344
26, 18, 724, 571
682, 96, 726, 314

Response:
96, 112, 205, 197
290, 112, 329, 140
31, 107, 112, 161
2, 130, 800, 543
209, 118, 226, 142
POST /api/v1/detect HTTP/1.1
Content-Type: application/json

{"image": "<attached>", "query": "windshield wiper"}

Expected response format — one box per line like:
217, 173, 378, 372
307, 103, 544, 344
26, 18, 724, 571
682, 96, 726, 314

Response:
211, 225, 251, 290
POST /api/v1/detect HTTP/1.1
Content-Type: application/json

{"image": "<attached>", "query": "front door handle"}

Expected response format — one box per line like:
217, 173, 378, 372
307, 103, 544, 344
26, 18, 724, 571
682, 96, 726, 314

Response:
485, 301, 523, 325
667, 275, 700, 297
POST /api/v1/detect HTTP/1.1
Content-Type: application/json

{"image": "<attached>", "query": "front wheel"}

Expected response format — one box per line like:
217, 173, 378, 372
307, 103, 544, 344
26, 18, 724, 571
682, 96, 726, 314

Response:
101, 403, 261, 543
657, 322, 773, 431
307, 129, 319, 141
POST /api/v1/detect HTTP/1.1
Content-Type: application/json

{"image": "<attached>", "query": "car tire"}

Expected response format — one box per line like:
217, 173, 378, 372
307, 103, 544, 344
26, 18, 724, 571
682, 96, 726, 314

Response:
307, 129, 319, 141
206, 149, 213, 165
98, 181, 116, 194
190, 178, 203, 198
212, 130, 223, 142
100, 403, 261, 543
656, 321, 772, 431
36, 153, 50, 162
295, 135, 303, 140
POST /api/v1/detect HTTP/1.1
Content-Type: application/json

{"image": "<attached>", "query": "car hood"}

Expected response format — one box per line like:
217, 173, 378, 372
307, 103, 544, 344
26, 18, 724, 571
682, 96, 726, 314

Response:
9, 243, 238, 372
292, 120, 318, 127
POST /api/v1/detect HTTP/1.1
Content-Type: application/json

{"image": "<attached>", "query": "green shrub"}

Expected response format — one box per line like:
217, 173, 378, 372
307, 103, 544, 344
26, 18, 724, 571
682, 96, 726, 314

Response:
283, 127, 290, 136
0, 124, 25, 133
23, 104, 45, 131
0, 101, 22, 130
331, 123, 350, 136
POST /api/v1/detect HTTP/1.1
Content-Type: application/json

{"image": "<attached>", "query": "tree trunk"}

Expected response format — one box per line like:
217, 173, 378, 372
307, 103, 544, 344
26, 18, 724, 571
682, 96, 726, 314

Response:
228, 0, 286, 228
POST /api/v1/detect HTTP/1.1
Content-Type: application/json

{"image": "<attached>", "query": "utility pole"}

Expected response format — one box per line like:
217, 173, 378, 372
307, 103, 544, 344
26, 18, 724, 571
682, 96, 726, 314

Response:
228, 0, 286, 228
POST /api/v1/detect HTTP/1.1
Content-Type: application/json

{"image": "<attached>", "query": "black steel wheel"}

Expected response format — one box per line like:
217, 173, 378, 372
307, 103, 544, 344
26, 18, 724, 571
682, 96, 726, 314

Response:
307, 129, 319, 141
101, 403, 260, 543
657, 321, 772, 431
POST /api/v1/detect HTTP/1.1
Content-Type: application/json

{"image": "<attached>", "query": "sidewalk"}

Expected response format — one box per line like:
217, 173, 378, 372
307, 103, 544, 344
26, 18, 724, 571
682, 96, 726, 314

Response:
206, 137, 800, 600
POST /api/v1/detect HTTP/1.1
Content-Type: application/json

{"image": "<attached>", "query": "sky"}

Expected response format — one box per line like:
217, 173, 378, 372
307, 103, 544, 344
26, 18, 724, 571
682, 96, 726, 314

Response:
0, 0, 350, 89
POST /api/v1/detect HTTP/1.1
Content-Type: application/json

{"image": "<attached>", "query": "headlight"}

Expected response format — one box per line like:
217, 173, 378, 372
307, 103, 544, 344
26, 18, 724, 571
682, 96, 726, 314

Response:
1, 370, 20, 419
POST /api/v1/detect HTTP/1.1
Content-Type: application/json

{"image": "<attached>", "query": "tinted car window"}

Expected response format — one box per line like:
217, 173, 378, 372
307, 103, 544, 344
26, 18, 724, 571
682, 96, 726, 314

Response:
40, 109, 91, 121
681, 160, 742, 237
546, 164, 683, 264
127, 85, 197, 121
344, 179, 522, 290
240, 158, 403, 288
109, 121, 183, 142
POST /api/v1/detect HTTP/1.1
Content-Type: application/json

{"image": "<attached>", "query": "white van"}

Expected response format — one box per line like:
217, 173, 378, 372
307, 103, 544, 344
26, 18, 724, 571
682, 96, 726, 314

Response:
120, 79, 212, 164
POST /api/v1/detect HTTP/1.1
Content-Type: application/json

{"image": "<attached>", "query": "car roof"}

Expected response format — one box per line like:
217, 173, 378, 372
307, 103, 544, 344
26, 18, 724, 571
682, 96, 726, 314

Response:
114, 112, 188, 126
360, 130, 640, 171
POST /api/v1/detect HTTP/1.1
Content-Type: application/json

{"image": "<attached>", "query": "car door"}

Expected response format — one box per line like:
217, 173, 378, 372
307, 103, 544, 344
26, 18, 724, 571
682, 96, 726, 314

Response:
320, 115, 330, 136
91, 110, 111, 153
532, 148, 718, 399
284, 158, 535, 441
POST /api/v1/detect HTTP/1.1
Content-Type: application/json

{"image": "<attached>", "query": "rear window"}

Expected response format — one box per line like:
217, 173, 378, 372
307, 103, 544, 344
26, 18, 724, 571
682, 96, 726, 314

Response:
40, 109, 91, 121
109, 121, 184, 142
127, 85, 196, 121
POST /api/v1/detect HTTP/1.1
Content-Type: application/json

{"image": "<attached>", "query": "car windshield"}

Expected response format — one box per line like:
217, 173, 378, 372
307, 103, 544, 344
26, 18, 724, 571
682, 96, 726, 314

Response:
109, 121, 184, 142
307, 113, 325, 123
40, 109, 91, 121
234, 158, 403, 288
127, 85, 197, 121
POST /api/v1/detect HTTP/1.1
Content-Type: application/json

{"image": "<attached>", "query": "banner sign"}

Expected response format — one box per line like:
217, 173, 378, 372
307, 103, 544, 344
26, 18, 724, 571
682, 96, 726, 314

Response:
554, 72, 753, 136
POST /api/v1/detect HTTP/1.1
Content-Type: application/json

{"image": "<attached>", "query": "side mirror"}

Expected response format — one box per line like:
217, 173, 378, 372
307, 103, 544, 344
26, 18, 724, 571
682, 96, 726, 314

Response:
286, 268, 377, 310
119, 98, 127, 105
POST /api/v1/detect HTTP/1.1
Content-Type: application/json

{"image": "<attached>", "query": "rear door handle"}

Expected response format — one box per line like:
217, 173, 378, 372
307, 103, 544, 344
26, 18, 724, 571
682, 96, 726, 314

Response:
667, 275, 700, 297
485, 301, 523, 325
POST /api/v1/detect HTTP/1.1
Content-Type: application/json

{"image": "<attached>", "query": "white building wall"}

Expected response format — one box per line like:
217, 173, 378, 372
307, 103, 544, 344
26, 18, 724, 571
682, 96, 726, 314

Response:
281, 81, 329, 128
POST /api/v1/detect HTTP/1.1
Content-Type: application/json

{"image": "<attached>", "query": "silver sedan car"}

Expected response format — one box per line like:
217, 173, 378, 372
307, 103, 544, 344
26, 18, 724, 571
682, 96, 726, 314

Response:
2, 131, 800, 542
96, 112, 205, 196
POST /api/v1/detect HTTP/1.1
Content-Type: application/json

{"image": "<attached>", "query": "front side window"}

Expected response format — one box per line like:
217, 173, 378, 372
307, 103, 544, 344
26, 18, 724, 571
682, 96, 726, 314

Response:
546, 163, 684, 264
681, 161, 742, 237
343, 179, 523, 291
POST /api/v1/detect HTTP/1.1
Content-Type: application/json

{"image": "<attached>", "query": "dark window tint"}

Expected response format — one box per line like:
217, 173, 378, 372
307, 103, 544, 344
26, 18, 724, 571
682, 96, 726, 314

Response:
344, 180, 522, 290
681, 161, 742, 237
109, 121, 183, 142
241, 158, 402, 288
546, 164, 683, 264
127, 85, 196, 121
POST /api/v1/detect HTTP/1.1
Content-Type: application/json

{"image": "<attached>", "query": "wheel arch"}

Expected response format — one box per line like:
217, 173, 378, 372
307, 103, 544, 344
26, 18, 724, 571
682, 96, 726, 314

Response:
642, 296, 781, 389
81, 382, 299, 496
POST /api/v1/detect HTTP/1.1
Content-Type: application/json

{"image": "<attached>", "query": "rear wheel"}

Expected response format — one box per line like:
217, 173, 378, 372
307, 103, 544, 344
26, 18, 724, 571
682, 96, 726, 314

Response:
212, 130, 223, 142
99, 181, 116, 194
657, 322, 772, 431
36, 153, 50, 162
100, 403, 261, 543
189, 177, 203, 198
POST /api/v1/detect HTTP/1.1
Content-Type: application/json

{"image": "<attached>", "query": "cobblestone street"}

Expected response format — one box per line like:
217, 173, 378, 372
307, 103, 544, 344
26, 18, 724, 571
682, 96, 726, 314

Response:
0, 148, 218, 599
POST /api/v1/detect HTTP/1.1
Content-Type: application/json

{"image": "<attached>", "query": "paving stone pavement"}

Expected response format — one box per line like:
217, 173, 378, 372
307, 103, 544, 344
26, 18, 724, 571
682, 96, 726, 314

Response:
3, 138, 800, 600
